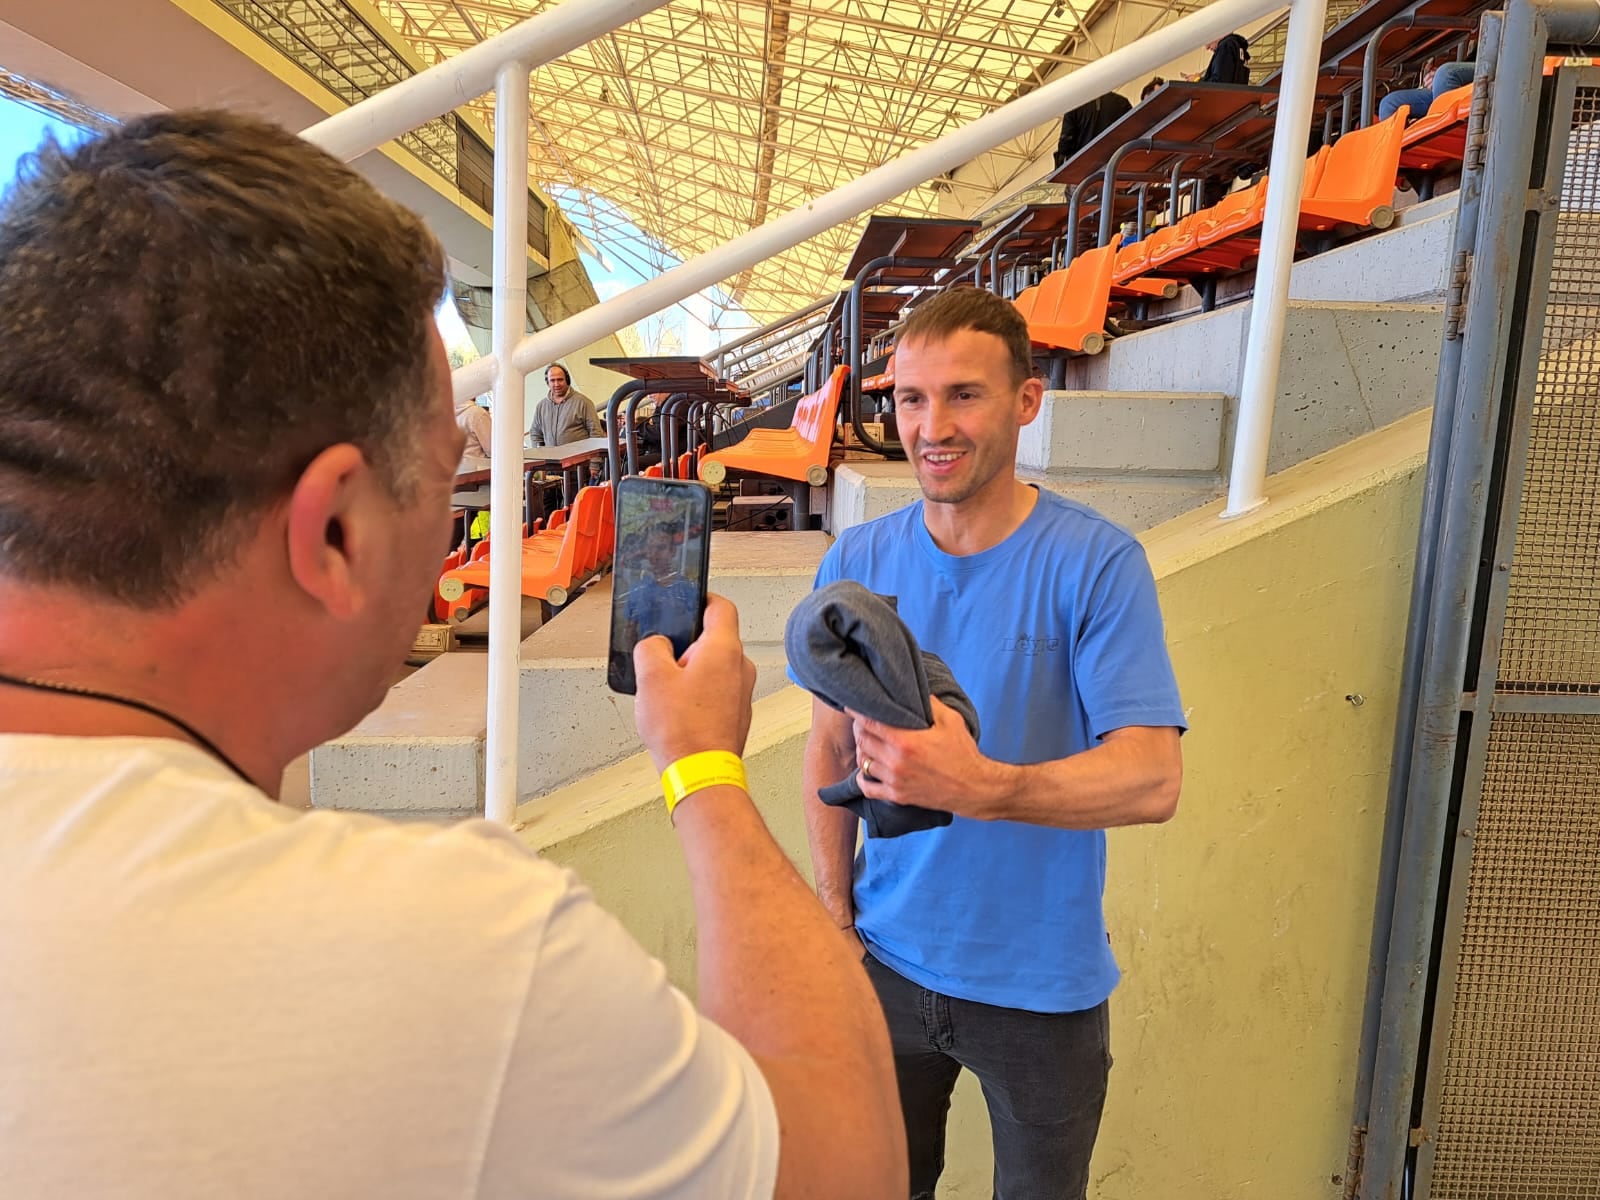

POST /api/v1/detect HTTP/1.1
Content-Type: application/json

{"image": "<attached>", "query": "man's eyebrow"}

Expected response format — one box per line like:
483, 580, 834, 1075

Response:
895, 378, 990, 393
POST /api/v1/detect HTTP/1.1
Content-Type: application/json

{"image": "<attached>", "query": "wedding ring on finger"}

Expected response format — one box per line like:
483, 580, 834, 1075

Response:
860, 758, 876, 782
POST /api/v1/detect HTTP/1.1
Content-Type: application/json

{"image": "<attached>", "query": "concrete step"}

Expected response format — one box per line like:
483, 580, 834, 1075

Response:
310, 530, 828, 817
1065, 298, 1444, 478
309, 650, 489, 821
517, 574, 793, 797
831, 460, 1222, 536
1016, 390, 1227, 476
1150, 189, 1460, 315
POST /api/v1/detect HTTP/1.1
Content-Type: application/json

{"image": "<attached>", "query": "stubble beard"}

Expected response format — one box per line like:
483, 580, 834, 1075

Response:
914, 442, 998, 506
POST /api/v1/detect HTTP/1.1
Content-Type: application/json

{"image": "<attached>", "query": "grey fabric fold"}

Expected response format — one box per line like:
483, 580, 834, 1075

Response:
784, 581, 980, 838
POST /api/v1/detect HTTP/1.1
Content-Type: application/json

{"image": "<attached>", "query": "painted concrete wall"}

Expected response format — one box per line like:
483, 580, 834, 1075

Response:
522, 413, 1430, 1196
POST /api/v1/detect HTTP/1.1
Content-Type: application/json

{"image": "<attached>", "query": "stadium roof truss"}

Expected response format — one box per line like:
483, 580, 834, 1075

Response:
212, 0, 1302, 324
369, 0, 1230, 323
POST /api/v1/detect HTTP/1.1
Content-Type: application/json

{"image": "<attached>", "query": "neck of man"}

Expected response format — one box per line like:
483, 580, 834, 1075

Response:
921, 474, 1038, 557
0, 578, 300, 798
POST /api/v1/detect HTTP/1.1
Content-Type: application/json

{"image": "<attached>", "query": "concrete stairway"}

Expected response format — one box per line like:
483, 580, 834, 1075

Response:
310, 531, 826, 818
831, 297, 1442, 537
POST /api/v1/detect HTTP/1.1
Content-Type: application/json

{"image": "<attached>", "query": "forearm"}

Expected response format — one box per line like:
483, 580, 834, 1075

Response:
977, 734, 1180, 829
801, 733, 859, 927
673, 787, 903, 1195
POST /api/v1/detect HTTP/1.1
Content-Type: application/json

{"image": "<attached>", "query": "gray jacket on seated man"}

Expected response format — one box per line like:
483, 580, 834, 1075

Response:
528, 361, 600, 446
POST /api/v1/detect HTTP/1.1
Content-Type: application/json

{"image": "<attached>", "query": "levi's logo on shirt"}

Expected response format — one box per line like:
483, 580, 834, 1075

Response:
1001, 633, 1062, 655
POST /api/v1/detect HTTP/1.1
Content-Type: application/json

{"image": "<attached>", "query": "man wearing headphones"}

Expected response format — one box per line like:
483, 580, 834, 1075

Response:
527, 362, 601, 448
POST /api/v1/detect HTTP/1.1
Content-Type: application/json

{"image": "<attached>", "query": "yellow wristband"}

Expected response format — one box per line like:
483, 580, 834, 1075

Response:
661, 750, 748, 819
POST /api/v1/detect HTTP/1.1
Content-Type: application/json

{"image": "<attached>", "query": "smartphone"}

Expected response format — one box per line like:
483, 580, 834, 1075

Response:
607, 475, 714, 695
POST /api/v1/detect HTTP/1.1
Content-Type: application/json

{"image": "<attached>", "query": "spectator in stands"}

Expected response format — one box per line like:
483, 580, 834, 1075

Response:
0, 110, 905, 1199
527, 361, 600, 446
1054, 91, 1133, 168
1379, 59, 1476, 123
1194, 33, 1252, 84
455, 392, 492, 462
1119, 214, 1156, 248
1141, 75, 1166, 101
800, 286, 1184, 1200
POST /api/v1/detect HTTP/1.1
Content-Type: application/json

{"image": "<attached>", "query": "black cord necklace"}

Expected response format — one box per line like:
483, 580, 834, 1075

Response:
0, 670, 252, 785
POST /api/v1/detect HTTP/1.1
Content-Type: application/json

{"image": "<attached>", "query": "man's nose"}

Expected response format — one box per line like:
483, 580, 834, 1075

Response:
922, 396, 959, 442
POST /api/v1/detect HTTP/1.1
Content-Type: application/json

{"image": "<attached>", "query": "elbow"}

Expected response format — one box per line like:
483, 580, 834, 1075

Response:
1143, 763, 1182, 825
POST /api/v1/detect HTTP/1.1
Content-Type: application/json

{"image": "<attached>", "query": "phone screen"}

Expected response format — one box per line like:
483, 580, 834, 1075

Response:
607, 476, 714, 694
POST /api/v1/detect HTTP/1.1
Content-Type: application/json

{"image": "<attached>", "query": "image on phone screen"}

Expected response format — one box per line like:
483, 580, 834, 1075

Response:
607, 478, 712, 694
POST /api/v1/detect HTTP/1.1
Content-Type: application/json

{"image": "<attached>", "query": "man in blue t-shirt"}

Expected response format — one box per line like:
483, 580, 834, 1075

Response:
800, 287, 1185, 1199
622, 524, 701, 656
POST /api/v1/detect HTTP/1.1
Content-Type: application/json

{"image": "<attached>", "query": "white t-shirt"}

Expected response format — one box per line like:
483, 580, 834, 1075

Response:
0, 735, 779, 1199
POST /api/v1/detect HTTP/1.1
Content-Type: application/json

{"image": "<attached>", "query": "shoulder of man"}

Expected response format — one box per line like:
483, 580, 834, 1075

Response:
1029, 488, 1143, 553
287, 805, 573, 899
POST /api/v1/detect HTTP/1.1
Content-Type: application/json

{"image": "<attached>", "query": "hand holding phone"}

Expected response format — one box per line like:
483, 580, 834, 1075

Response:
632, 595, 758, 772
607, 476, 714, 695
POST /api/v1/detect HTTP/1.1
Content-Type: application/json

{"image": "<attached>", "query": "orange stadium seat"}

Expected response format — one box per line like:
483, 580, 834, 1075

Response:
596, 481, 615, 560
1398, 84, 1473, 171
1298, 109, 1406, 232
862, 352, 896, 392
438, 484, 609, 614
1023, 244, 1115, 355
698, 364, 848, 489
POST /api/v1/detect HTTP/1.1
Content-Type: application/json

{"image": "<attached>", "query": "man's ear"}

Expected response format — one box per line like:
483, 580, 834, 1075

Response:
285, 444, 375, 620
1018, 376, 1046, 427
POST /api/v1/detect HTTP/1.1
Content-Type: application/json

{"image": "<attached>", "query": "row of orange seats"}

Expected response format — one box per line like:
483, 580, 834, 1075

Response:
640, 443, 707, 482
1011, 106, 1414, 354
434, 481, 615, 620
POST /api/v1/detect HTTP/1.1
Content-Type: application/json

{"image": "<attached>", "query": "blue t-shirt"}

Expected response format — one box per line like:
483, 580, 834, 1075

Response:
624, 574, 702, 656
805, 489, 1185, 1013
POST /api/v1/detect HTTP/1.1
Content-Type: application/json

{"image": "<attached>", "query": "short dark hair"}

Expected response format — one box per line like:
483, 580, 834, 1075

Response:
1141, 76, 1166, 100
0, 109, 446, 607
545, 362, 570, 384
898, 287, 1035, 385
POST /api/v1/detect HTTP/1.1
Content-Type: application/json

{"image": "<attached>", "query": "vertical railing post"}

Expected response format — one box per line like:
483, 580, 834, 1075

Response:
486, 62, 530, 825
1223, 0, 1331, 518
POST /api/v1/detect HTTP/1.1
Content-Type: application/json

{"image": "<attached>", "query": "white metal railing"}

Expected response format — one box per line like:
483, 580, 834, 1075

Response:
306, 0, 1328, 823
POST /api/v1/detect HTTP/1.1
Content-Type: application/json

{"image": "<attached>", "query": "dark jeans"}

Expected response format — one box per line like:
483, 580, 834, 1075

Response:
864, 952, 1111, 1200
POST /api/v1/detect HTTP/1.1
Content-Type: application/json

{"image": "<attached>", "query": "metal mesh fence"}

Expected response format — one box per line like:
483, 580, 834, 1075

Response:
1498, 87, 1600, 694
1424, 81, 1600, 1199
1427, 715, 1600, 1197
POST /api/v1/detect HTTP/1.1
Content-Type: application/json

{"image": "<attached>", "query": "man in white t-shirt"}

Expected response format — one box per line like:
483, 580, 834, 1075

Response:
0, 110, 905, 1199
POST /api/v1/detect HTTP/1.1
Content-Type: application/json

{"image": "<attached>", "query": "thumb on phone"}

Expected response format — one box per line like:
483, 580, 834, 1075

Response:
632, 632, 680, 685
